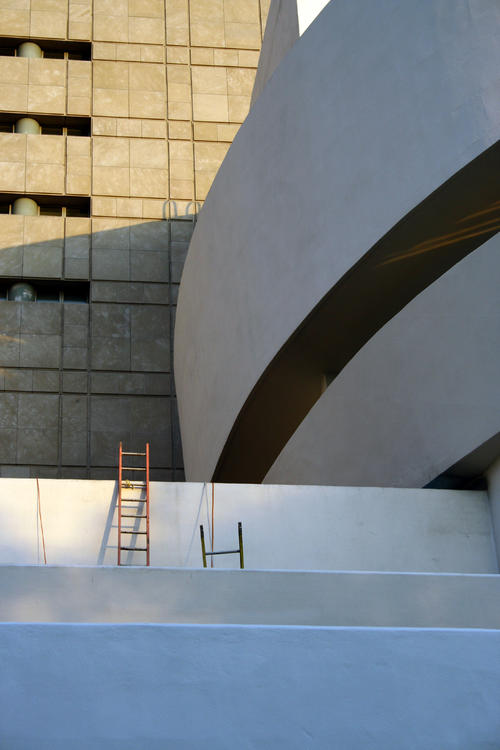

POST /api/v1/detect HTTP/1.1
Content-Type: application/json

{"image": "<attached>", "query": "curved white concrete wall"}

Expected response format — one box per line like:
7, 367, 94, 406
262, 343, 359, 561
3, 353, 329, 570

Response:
175, 0, 500, 481
266, 235, 500, 487
487, 455, 500, 567
251, 0, 330, 105
2, 624, 500, 749
0, 479, 496, 573
251, 0, 298, 105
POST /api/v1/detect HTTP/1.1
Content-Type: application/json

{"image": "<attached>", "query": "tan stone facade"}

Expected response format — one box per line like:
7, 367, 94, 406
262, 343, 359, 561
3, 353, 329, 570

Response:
0, 0, 269, 479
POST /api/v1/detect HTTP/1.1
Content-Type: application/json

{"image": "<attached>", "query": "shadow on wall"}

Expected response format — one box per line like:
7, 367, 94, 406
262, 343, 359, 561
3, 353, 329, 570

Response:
0, 209, 198, 480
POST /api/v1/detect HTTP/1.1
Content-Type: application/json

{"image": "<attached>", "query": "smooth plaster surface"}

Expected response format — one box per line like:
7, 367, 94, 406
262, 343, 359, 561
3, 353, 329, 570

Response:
1, 479, 496, 572
251, 0, 332, 105
1, 623, 500, 749
251, 0, 299, 105
266, 235, 500, 488
2, 565, 500, 628
175, 0, 500, 481
487, 454, 500, 568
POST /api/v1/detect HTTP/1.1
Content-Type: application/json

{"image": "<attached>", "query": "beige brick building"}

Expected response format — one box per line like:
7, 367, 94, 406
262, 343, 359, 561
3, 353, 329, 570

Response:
0, 0, 269, 479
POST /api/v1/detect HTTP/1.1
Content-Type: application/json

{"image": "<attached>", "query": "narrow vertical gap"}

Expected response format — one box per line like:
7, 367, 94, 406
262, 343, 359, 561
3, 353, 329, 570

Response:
258, 0, 264, 41
187, 0, 196, 207
164, 0, 176, 479
58, 300, 65, 478
66, 0, 70, 41
86, 12, 95, 479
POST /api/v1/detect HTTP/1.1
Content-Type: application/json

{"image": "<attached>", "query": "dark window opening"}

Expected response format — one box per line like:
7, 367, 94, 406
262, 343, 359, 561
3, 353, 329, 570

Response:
0, 278, 89, 304
0, 113, 91, 137
0, 37, 91, 60
0, 194, 90, 216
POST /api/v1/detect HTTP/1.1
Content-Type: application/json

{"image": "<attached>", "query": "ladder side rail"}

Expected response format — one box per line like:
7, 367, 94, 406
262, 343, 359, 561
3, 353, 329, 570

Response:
118, 441, 123, 566
200, 524, 207, 568
146, 442, 150, 566
238, 521, 244, 569
199, 522, 244, 568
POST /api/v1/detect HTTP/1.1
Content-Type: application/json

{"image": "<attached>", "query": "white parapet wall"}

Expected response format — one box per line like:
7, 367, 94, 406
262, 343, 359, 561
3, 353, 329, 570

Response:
1, 623, 499, 749
2, 565, 500, 628
1, 479, 497, 572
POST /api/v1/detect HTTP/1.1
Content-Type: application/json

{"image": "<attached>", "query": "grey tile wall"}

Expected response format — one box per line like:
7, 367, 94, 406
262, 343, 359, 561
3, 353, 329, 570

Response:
0, 217, 194, 480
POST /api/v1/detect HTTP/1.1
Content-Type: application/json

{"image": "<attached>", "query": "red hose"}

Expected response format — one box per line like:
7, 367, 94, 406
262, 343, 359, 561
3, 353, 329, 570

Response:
36, 478, 47, 565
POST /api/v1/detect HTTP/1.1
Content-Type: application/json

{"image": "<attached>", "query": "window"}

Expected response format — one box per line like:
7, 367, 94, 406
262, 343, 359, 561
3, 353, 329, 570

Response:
0, 279, 89, 303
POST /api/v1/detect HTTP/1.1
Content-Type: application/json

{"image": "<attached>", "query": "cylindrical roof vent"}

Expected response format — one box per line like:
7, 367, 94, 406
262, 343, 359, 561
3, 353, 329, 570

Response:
12, 197, 39, 216
8, 282, 37, 302
15, 117, 41, 135
17, 41, 43, 58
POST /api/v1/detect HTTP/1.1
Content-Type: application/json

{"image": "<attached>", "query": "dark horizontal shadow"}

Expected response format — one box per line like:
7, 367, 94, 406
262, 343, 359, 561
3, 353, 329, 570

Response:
213, 140, 500, 483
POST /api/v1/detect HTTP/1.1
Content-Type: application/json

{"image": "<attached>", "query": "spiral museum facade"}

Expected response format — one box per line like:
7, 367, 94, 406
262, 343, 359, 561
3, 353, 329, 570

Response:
175, 0, 500, 490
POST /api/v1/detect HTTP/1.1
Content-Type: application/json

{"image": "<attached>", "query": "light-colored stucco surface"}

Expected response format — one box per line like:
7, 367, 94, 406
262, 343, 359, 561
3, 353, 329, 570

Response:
1, 479, 496, 572
175, 0, 500, 480
252, 0, 330, 105
266, 234, 500, 488
1, 623, 499, 749
487, 455, 500, 569
2, 564, 500, 628
251, 0, 299, 105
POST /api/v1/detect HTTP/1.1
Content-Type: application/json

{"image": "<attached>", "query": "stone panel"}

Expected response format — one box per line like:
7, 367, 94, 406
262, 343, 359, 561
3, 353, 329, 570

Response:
0, 429, 17, 463
0, 303, 21, 335
61, 393, 88, 465
0, 134, 26, 192
66, 136, 91, 195
91, 337, 131, 371
0, 1, 29, 36
20, 303, 61, 335
33, 370, 60, 392
20, 334, 61, 368
26, 142, 66, 194
28, 60, 66, 116
63, 346, 88, 369
62, 371, 87, 393
3, 369, 33, 392
0, 393, 18, 428
22, 215, 65, 277
18, 393, 59, 428
68, 0, 92, 40
17, 428, 59, 464
30, 0, 68, 38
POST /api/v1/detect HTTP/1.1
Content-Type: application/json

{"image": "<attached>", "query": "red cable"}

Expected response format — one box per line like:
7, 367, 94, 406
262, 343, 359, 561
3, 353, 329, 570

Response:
36, 478, 47, 565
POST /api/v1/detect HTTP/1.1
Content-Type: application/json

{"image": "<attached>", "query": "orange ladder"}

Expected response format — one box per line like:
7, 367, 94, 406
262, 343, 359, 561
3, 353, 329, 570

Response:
117, 442, 150, 566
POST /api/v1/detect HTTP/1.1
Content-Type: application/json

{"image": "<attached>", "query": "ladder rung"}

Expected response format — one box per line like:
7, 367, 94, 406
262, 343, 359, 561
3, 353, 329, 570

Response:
205, 549, 240, 556
121, 485, 146, 489
121, 514, 147, 518
122, 467, 146, 471
120, 530, 147, 534
120, 499, 146, 504
120, 546, 147, 551
122, 451, 146, 456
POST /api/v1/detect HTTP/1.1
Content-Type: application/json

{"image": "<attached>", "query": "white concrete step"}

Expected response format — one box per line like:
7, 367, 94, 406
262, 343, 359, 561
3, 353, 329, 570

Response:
1, 564, 499, 627
1, 622, 499, 749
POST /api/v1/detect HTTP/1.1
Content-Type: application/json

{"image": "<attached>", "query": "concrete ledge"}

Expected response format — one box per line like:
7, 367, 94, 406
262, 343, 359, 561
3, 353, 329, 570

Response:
2, 565, 500, 628
1, 480, 496, 573
1, 623, 499, 749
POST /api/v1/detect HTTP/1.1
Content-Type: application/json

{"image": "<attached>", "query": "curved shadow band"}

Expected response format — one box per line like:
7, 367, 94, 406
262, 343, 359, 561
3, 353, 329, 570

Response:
213, 142, 500, 482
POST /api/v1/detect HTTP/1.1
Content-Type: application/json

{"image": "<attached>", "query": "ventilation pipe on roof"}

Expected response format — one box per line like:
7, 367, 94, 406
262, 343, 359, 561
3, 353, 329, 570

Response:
17, 41, 42, 58
12, 197, 39, 216
15, 117, 41, 135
